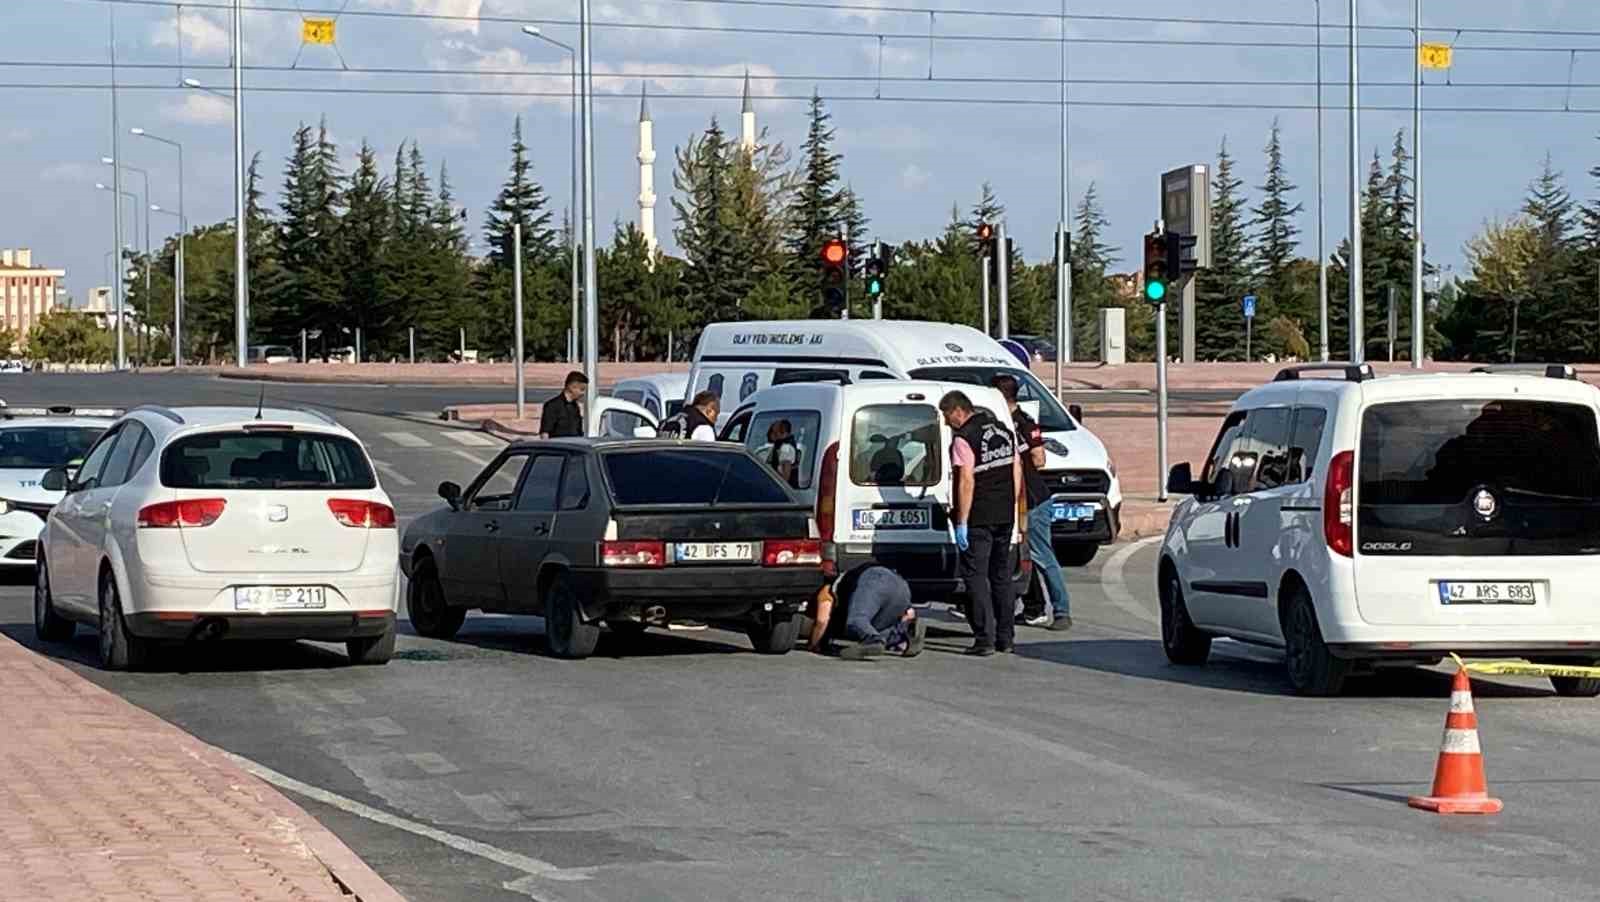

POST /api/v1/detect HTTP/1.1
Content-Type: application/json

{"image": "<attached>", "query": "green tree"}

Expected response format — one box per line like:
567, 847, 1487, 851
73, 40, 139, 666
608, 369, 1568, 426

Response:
1195, 138, 1252, 360
787, 92, 844, 305
1519, 154, 1585, 361
341, 140, 391, 357
672, 118, 744, 326
275, 119, 345, 347
1251, 119, 1305, 326
1069, 182, 1121, 360
483, 117, 555, 269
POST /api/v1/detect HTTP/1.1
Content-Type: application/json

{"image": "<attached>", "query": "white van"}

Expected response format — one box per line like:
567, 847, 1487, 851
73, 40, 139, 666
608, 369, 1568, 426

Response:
719, 380, 1027, 603
689, 319, 1122, 564
614, 373, 689, 422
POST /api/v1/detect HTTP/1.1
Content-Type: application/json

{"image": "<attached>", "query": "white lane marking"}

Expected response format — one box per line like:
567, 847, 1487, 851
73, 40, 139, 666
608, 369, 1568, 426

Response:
223, 752, 592, 883
406, 752, 461, 776
450, 448, 493, 469
1099, 536, 1163, 628
381, 431, 431, 448
442, 430, 498, 447
372, 460, 416, 487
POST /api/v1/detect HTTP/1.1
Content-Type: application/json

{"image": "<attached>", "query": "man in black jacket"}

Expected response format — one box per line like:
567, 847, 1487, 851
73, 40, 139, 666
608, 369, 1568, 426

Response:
660, 391, 720, 441
539, 371, 587, 438
940, 390, 1023, 657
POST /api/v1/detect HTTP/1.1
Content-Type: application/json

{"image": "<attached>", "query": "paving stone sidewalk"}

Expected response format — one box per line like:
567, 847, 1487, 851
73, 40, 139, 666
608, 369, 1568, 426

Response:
0, 634, 405, 902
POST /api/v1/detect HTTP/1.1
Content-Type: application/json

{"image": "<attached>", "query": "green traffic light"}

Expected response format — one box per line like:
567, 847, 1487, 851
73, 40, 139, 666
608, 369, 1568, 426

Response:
866, 278, 883, 297
1145, 280, 1166, 302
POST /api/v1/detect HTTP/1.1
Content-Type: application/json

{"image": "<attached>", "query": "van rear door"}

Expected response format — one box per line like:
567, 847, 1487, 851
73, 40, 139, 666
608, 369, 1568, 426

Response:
1353, 395, 1600, 628
836, 386, 954, 581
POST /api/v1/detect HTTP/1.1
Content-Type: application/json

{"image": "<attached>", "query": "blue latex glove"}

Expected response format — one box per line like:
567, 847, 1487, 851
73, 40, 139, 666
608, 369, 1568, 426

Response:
953, 523, 969, 551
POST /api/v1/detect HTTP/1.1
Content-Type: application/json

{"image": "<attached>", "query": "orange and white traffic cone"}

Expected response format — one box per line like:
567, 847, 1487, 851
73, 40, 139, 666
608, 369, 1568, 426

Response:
1408, 666, 1504, 815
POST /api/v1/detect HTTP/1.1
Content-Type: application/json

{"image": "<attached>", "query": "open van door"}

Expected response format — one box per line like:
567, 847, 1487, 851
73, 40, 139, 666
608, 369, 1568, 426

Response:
591, 397, 659, 438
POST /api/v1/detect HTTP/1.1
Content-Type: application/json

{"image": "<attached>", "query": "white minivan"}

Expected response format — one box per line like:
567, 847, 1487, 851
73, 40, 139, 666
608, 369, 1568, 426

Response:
719, 380, 1028, 603
688, 319, 1123, 564
613, 373, 689, 422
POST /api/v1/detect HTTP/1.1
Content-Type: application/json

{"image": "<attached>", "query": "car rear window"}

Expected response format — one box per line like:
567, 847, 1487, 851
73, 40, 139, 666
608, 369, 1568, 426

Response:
1358, 399, 1600, 555
603, 449, 791, 506
0, 426, 104, 469
850, 404, 941, 487
161, 430, 376, 490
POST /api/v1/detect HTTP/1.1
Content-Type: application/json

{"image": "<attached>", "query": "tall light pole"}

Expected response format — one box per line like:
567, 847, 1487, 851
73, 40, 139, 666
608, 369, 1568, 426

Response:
522, 25, 581, 367
1410, 0, 1424, 367
103, 157, 149, 365
1057, 0, 1072, 384
579, 0, 600, 430
1315, 0, 1328, 361
231, 0, 248, 368
108, 4, 126, 371
132, 128, 185, 368
1348, 0, 1364, 363
95, 182, 138, 359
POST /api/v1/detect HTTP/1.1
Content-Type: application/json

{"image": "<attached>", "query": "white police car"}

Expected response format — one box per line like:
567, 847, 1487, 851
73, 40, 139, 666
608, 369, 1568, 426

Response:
0, 404, 118, 567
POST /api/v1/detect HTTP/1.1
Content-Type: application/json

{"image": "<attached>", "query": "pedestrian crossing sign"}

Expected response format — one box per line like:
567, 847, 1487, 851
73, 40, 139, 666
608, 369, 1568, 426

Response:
1419, 43, 1452, 70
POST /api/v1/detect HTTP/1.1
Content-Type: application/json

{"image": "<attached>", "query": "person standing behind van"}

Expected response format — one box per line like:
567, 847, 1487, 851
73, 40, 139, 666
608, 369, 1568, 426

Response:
539, 371, 588, 438
766, 419, 800, 486
661, 391, 720, 441
991, 374, 1072, 632
939, 390, 1023, 657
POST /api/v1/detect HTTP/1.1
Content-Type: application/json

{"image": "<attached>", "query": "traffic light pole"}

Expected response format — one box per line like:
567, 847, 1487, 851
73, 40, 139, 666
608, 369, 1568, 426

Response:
997, 221, 1011, 340
980, 256, 991, 336
1156, 296, 1169, 503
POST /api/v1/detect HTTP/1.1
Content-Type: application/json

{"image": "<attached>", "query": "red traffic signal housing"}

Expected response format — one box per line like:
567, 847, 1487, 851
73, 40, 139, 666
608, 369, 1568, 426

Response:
976, 222, 994, 242
820, 238, 848, 266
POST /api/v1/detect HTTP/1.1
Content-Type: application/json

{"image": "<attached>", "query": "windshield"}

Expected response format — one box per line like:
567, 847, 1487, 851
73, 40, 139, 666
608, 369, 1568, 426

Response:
1358, 399, 1600, 556
0, 426, 104, 469
908, 366, 1077, 432
604, 449, 791, 506
161, 431, 376, 490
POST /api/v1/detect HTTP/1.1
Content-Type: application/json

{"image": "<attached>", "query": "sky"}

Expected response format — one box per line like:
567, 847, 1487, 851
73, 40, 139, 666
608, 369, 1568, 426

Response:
8, 0, 1600, 309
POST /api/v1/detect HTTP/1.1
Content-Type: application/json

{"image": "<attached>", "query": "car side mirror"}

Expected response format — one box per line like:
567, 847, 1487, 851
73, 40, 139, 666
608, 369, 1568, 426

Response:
1166, 462, 1195, 496
41, 467, 68, 492
1068, 403, 1084, 422
438, 480, 462, 509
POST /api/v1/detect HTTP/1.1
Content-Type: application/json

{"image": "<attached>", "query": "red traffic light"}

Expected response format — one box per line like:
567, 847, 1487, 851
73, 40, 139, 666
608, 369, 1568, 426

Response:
976, 222, 994, 242
820, 238, 848, 266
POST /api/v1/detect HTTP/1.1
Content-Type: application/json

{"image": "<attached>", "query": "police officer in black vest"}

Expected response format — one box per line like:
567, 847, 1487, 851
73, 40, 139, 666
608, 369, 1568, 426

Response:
939, 390, 1023, 656
660, 390, 720, 441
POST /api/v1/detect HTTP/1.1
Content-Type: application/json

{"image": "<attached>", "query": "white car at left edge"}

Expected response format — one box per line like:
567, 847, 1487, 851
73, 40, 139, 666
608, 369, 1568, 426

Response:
0, 403, 119, 567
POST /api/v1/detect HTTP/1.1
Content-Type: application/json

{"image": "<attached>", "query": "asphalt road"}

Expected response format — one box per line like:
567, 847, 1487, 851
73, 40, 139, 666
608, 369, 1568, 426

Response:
3, 372, 1597, 901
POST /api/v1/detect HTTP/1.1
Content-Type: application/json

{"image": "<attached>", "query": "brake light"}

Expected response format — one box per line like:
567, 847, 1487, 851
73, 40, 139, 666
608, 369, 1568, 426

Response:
763, 539, 822, 567
601, 540, 665, 568
1323, 450, 1354, 557
327, 499, 397, 528
137, 498, 226, 528
816, 442, 840, 577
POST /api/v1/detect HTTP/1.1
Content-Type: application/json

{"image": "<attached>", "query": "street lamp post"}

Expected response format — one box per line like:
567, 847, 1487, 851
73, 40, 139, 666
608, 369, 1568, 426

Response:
102, 156, 149, 364
1411, 0, 1424, 367
522, 25, 581, 367
1348, 0, 1364, 363
132, 128, 186, 368
95, 182, 139, 358
232, 0, 248, 369
579, 0, 599, 430
1315, 0, 1329, 361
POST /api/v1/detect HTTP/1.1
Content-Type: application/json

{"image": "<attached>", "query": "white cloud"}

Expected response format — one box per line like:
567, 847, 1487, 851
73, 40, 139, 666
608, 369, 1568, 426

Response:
370, 0, 483, 34
900, 163, 930, 191
162, 93, 234, 126
41, 162, 98, 184
149, 9, 231, 56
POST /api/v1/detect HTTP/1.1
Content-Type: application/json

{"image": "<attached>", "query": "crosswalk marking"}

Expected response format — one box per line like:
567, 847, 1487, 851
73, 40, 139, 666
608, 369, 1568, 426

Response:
381, 431, 431, 448
372, 459, 416, 487
441, 430, 498, 447
450, 448, 493, 469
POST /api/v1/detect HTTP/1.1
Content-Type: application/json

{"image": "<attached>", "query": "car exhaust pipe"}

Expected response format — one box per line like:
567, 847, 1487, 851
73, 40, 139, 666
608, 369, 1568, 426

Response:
188, 617, 229, 642
642, 605, 667, 626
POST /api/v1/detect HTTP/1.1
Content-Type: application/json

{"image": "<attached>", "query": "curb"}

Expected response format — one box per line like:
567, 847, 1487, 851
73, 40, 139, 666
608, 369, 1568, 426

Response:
2, 635, 408, 902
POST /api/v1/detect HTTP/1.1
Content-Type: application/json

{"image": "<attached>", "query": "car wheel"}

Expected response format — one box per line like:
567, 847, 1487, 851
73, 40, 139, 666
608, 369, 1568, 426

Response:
1281, 585, 1349, 697
746, 613, 803, 655
1540, 661, 1600, 698
1055, 543, 1099, 568
347, 626, 395, 666
407, 558, 465, 640
544, 572, 598, 660
33, 557, 74, 642
98, 570, 151, 672
1159, 570, 1211, 665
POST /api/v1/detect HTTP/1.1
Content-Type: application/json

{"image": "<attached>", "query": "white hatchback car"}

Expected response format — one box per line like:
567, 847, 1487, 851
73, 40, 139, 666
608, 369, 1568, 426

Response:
33, 405, 400, 670
0, 405, 118, 567
1161, 363, 1600, 697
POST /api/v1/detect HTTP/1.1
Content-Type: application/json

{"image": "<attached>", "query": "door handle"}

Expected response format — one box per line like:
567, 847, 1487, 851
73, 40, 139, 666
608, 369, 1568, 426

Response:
484, 520, 500, 532
1224, 511, 1238, 548
533, 523, 550, 535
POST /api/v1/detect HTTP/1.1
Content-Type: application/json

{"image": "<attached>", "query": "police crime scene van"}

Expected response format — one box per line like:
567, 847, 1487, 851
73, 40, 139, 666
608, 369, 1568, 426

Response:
687, 320, 1122, 565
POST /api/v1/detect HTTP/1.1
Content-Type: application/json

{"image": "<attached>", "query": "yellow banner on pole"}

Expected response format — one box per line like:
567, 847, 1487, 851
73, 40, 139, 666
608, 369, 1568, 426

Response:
302, 18, 336, 45
1419, 43, 1453, 70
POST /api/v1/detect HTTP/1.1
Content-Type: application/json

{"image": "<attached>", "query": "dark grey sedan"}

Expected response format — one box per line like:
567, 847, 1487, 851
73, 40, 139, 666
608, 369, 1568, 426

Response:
400, 439, 827, 659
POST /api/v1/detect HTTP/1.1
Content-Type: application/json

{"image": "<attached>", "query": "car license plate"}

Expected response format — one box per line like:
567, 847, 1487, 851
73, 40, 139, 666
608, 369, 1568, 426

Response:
852, 508, 931, 530
674, 542, 755, 563
1052, 502, 1099, 522
1437, 581, 1537, 605
234, 585, 327, 611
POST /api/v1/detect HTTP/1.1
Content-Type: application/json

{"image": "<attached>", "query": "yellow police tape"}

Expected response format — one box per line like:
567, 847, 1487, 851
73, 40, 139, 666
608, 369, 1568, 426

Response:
1448, 652, 1600, 681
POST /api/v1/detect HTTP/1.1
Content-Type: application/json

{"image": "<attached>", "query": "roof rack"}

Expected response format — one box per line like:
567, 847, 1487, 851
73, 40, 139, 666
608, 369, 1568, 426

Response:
295, 406, 339, 426
1469, 363, 1578, 380
1, 404, 125, 420
129, 405, 185, 424
1272, 362, 1374, 383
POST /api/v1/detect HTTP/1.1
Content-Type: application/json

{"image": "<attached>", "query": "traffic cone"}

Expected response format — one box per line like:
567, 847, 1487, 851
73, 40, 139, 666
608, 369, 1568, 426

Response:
1408, 667, 1504, 815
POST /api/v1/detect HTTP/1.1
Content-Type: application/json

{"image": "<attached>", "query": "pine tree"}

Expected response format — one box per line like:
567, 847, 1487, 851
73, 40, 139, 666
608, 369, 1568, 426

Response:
341, 140, 390, 356
967, 182, 1005, 248
1069, 182, 1118, 360
1520, 155, 1583, 360
672, 118, 743, 325
483, 117, 555, 270
1195, 138, 1252, 360
786, 92, 844, 304
1251, 119, 1304, 327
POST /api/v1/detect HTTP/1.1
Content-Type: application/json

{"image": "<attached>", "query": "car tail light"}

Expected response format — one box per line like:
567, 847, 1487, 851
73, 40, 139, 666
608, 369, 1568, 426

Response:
601, 540, 665, 568
763, 539, 822, 567
137, 498, 226, 529
1323, 450, 1354, 557
328, 499, 397, 528
815, 442, 840, 576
